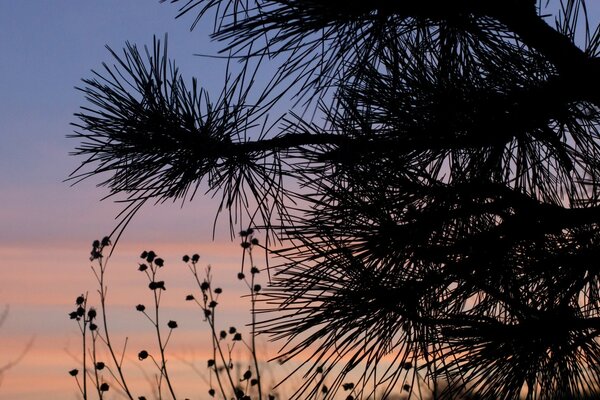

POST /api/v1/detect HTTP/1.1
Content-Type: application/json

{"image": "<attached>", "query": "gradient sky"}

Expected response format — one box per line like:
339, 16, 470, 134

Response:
3, 2, 600, 400
0, 2, 268, 399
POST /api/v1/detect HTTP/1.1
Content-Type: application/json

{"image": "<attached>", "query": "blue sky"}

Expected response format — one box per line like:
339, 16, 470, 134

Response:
0, 1, 227, 245
0, 3, 252, 398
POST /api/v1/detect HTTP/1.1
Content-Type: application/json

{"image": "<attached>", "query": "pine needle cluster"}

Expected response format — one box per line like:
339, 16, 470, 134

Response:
70, 1, 600, 398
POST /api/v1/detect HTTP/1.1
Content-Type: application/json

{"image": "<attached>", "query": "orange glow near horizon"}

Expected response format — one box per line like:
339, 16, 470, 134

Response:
0, 237, 281, 399
1, 236, 417, 399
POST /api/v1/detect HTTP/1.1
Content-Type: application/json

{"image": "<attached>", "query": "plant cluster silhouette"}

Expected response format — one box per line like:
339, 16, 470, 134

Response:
70, 1, 600, 398
69, 238, 286, 400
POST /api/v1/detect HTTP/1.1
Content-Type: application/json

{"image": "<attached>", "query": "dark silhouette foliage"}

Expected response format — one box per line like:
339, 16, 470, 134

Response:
70, 1, 600, 398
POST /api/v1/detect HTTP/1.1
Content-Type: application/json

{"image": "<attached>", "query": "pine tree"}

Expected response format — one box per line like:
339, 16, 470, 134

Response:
70, 1, 600, 398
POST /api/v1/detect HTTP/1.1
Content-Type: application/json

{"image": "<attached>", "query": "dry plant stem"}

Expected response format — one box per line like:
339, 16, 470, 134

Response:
91, 331, 102, 399
247, 248, 263, 400
83, 319, 88, 399
152, 287, 178, 400
209, 312, 237, 398
93, 258, 135, 400
0, 309, 33, 383
79, 299, 88, 400
147, 354, 170, 399
73, 374, 85, 399
145, 261, 177, 400
210, 321, 229, 400
188, 262, 237, 398
205, 289, 237, 394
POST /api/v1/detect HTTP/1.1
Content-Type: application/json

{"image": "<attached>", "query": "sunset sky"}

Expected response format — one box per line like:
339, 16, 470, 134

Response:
4, 2, 600, 400
0, 2, 271, 399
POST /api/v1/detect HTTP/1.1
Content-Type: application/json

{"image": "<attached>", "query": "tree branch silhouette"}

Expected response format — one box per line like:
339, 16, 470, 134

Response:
70, 1, 600, 398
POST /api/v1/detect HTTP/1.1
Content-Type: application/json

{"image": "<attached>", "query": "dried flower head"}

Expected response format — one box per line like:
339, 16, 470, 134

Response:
148, 281, 166, 290
145, 251, 156, 263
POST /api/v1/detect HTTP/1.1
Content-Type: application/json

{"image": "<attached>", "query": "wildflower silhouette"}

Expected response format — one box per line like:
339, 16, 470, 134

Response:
69, 1, 600, 399
70, 236, 281, 399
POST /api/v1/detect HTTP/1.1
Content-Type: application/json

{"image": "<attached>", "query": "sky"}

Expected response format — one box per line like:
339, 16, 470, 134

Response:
3, 2, 600, 400
0, 2, 272, 399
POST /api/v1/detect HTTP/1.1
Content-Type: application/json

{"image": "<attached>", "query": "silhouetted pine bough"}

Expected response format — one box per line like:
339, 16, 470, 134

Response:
69, 1, 600, 399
